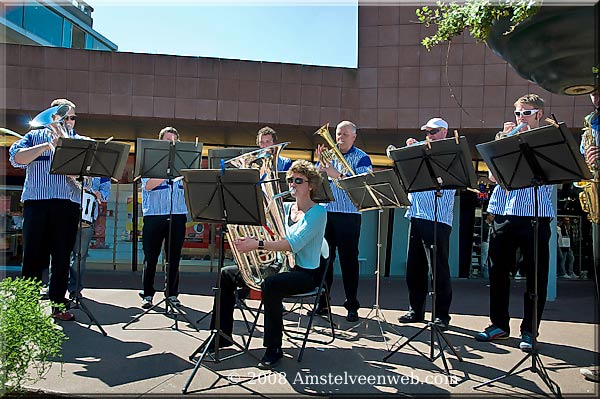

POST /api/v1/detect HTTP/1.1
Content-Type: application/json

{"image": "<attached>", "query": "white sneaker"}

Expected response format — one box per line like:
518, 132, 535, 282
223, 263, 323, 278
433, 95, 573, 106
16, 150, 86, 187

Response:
580, 368, 600, 383
569, 273, 578, 279
141, 296, 153, 309
168, 296, 182, 307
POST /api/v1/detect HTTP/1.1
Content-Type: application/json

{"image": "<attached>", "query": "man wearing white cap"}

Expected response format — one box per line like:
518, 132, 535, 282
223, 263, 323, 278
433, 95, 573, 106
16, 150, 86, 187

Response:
398, 117, 455, 330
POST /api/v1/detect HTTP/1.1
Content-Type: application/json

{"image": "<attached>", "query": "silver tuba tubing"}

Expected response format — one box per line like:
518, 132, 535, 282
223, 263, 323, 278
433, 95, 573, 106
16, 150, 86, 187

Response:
225, 142, 295, 291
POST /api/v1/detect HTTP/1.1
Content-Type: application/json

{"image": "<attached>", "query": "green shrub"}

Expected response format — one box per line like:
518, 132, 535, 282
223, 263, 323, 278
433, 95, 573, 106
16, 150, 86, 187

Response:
416, 0, 541, 49
0, 277, 67, 393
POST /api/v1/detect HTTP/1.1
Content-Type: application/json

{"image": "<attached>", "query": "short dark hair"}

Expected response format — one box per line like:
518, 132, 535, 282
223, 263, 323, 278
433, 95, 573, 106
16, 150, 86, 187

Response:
159, 126, 179, 140
514, 94, 545, 111
256, 126, 277, 145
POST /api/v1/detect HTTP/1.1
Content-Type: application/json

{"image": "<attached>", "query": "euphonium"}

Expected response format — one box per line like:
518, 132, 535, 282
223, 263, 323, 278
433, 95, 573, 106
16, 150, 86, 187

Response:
314, 123, 356, 187
225, 143, 294, 290
574, 110, 599, 224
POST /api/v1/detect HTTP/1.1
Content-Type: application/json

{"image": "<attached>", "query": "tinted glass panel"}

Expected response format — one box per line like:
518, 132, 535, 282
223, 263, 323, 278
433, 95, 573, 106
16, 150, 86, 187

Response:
23, 2, 63, 46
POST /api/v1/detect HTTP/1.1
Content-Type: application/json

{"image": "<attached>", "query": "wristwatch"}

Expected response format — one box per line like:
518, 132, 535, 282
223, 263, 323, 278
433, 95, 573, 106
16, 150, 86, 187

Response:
257, 240, 265, 250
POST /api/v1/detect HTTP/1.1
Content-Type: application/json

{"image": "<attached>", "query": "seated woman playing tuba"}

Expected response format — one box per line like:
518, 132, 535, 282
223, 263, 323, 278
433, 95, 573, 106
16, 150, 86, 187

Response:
207, 160, 326, 368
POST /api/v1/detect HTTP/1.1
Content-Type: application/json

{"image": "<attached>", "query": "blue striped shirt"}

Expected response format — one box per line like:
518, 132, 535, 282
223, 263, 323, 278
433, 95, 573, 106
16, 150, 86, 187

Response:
278, 156, 292, 172
405, 189, 456, 227
504, 185, 555, 217
9, 128, 83, 203
141, 178, 188, 216
321, 146, 373, 214
487, 185, 507, 215
284, 202, 327, 270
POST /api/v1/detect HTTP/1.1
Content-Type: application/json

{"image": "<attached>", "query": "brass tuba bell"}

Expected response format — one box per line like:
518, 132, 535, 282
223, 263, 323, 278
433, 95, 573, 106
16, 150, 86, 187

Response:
225, 142, 294, 290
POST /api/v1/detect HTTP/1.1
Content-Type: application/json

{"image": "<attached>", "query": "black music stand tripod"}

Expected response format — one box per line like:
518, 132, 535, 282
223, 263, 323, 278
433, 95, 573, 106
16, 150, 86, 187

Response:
384, 135, 476, 374
180, 168, 265, 395
51, 137, 130, 336
474, 121, 591, 398
123, 139, 202, 331
339, 169, 411, 350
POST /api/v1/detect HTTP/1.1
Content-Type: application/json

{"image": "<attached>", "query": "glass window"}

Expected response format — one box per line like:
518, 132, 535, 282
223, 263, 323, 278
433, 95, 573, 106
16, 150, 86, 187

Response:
90, 38, 111, 51
23, 2, 63, 46
62, 19, 72, 48
71, 25, 85, 49
5, 5, 24, 27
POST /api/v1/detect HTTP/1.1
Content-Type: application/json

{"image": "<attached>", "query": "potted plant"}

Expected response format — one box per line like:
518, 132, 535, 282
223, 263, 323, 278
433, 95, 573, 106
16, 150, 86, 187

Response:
416, 0, 598, 95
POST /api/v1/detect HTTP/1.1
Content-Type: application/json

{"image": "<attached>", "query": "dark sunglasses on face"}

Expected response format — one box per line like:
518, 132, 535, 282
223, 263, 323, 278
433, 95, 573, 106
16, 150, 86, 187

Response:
287, 177, 307, 185
425, 128, 441, 135
514, 109, 538, 117
65, 115, 77, 121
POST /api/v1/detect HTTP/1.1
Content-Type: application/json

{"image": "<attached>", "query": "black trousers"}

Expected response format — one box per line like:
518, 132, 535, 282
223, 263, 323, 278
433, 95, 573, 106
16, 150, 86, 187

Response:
141, 214, 186, 298
488, 215, 551, 335
319, 212, 362, 312
22, 199, 79, 306
210, 265, 318, 349
405, 217, 452, 323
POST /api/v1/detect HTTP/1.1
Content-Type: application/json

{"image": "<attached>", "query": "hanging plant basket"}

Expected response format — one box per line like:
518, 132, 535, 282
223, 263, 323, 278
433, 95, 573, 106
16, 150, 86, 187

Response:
486, 5, 598, 96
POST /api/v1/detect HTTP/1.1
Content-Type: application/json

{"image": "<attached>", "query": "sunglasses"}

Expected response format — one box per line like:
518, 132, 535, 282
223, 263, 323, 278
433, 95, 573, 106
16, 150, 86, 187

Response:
286, 177, 308, 185
514, 109, 538, 117
65, 115, 77, 121
425, 128, 441, 134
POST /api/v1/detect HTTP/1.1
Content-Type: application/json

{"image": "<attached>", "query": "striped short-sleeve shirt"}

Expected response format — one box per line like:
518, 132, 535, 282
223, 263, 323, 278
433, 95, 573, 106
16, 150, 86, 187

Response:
486, 185, 507, 215
503, 185, 555, 217
9, 128, 83, 203
321, 146, 373, 214
141, 178, 188, 216
405, 189, 456, 227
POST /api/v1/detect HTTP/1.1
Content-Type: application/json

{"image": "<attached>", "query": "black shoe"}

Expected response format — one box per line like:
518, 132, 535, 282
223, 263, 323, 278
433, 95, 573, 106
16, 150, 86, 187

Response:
258, 348, 283, 369
398, 311, 424, 323
434, 318, 450, 331
346, 310, 359, 322
315, 304, 330, 316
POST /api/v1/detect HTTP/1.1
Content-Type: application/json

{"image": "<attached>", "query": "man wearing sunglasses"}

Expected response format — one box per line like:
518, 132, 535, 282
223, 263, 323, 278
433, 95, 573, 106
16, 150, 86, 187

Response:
256, 126, 292, 172
315, 120, 373, 323
9, 98, 84, 321
398, 117, 455, 331
475, 94, 555, 353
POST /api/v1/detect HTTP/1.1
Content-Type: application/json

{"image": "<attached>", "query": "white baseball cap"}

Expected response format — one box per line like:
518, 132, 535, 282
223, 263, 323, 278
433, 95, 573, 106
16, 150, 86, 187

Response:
420, 117, 448, 130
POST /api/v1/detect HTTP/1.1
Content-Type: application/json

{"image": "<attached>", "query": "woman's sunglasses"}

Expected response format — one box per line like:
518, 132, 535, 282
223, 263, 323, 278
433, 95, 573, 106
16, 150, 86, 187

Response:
286, 177, 307, 185
65, 115, 77, 121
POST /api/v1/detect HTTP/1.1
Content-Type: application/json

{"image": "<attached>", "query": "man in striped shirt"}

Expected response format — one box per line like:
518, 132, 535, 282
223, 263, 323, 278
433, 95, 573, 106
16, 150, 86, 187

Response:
256, 126, 292, 172
315, 121, 373, 322
139, 127, 188, 309
397, 118, 455, 330
9, 98, 82, 321
475, 94, 555, 353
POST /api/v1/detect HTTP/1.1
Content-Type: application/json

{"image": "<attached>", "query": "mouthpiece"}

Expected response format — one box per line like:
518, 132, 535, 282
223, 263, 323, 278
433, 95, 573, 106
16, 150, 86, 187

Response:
507, 122, 528, 137
273, 187, 295, 200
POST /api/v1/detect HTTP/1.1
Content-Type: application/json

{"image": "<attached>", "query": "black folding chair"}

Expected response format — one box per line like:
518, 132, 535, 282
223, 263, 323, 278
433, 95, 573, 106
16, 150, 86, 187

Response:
246, 257, 336, 362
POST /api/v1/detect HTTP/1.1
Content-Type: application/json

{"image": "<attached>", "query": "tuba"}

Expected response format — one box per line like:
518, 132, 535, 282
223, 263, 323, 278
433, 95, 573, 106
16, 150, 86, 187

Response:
225, 143, 294, 290
314, 123, 356, 187
574, 110, 599, 224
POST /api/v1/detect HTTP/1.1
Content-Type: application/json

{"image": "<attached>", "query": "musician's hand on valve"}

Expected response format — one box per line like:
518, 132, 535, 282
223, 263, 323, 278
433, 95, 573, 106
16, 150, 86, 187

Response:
406, 138, 418, 146
233, 237, 257, 254
503, 122, 516, 135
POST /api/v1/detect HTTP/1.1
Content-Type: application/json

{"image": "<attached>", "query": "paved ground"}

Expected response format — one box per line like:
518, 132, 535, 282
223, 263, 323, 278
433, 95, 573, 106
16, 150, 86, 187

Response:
11, 270, 600, 397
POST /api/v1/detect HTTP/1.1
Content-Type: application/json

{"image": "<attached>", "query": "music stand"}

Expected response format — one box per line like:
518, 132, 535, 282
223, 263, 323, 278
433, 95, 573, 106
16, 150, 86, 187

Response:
473, 122, 591, 397
123, 138, 202, 331
51, 137, 130, 336
179, 168, 265, 394
383, 134, 476, 374
278, 171, 335, 203
338, 169, 411, 350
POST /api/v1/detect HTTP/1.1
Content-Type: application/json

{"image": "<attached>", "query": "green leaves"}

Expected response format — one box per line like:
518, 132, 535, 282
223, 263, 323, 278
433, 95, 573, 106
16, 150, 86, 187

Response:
416, 0, 541, 49
0, 277, 67, 393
